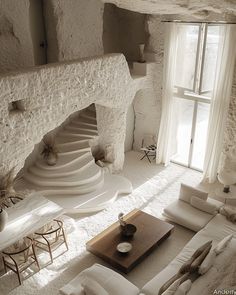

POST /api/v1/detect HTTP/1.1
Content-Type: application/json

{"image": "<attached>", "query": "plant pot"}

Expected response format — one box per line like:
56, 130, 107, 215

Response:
0, 209, 8, 232
46, 153, 57, 166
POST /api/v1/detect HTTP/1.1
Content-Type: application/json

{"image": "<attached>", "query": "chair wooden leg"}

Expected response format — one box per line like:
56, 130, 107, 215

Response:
62, 228, 69, 251
15, 265, 22, 285
3, 257, 7, 273
32, 244, 40, 270
47, 243, 53, 263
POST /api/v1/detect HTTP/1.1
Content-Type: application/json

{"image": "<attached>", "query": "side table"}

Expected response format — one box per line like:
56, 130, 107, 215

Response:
140, 145, 157, 163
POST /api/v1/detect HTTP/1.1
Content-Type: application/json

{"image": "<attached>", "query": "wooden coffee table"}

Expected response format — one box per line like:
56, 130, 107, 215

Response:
86, 209, 174, 273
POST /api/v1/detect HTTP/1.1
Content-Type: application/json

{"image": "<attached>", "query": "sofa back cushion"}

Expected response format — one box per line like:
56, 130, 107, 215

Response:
60, 264, 140, 295
190, 197, 218, 215
82, 278, 108, 295
179, 184, 208, 204
81, 264, 140, 295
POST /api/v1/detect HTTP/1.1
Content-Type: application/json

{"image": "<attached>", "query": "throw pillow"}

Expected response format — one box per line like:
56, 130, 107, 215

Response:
198, 249, 217, 275
190, 196, 218, 215
214, 234, 233, 255
220, 206, 236, 223
174, 279, 192, 295
161, 274, 189, 295
190, 243, 212, 272
179, 240, 212, 274
82, 278, 108, 295
158, 273, 189, 295
179, 183, 208, 204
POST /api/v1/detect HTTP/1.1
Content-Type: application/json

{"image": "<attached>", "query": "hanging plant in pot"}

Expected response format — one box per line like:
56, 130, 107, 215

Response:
0, 167, 23, 203
0, 208, 8, 232
0, 167, 21, 231
41, 135, 58, 166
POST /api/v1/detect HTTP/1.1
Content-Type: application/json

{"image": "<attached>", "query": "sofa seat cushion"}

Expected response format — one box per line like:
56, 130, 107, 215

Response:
60, 264, 140, 295
200, 214, 236, 241
163, 200, 214, 232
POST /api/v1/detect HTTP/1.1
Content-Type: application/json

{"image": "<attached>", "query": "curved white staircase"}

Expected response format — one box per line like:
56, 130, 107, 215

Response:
19, 105, 132, 213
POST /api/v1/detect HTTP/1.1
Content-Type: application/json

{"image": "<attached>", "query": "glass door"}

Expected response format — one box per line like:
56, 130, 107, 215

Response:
170, 23, 221, 171
171, 98, 194, 166
171, 99, 210, 171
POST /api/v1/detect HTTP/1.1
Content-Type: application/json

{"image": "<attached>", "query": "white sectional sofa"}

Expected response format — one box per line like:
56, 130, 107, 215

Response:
60, 184, 236, 295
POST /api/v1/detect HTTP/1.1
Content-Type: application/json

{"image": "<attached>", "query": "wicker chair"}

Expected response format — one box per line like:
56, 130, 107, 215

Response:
2, 237, 40, 285
33, 219, 68, 263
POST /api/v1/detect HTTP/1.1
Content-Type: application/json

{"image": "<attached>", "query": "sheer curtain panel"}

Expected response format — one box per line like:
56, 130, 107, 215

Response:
202, 25, 236, 182
156, 23, 178, 165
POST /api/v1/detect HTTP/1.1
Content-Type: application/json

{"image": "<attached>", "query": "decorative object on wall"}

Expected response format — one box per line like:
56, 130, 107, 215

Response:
138, 43, 145, 63
41, 135, 58, 166
0, 208, 8, 232
218, 168, 236, 193
8, 99, 25, 114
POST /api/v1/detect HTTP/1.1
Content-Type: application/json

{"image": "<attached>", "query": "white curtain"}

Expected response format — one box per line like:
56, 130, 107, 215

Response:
202, 25, 236, 183
156, 23, 178, 165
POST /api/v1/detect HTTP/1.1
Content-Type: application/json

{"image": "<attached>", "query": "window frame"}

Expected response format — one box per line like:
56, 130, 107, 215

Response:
174, 23, 220, 104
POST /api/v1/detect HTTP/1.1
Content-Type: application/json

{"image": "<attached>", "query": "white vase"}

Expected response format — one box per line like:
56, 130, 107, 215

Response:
46, 153, 57, 166
139, 44, 145, 63
0, 209, 8, 232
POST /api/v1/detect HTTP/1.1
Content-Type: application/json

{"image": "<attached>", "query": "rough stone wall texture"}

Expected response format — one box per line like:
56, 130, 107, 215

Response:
96, 105, 127, 170
223, 63, 236, 170
102, 0, 236, 17
124, 104, 135, 151
0, 54, 145, 174
43, 0, 104, 62
0, 0, 35, 72
103, 4, 147, 62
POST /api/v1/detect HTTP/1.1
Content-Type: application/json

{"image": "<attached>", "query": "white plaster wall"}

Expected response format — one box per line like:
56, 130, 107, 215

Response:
0, 0, 35, 72
132, 15, 164, 150
102, 4, 120, 55
103, 8, 164, 152
0, 54, 144, 175
103, 4, 146, 62
43, 0, 104, 62
125, 104, 135, 151
96, 105, 127, 170
29, 0, 47, 65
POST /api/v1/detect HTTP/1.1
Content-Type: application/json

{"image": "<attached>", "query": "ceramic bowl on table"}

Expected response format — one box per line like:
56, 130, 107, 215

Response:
116, 242, 132, 253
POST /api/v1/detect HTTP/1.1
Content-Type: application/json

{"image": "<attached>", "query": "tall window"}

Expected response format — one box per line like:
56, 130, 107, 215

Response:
170, 23, 221, 171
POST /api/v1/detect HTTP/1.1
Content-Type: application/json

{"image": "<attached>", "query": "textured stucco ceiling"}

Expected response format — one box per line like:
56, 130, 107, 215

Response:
102, 0, 236, 17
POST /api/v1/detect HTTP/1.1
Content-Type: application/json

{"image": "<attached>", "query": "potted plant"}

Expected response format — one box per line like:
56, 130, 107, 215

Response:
0, 208, 8, 232
41, 135, 58, 166
0, 167, 16, 200
0, 168, 18, 231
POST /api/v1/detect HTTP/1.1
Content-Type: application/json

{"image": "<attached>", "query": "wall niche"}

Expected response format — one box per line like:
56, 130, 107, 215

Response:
8, 99, 25, 114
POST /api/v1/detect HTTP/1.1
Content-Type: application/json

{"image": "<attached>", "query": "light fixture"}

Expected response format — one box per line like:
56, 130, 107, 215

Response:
218, 169, 236, 193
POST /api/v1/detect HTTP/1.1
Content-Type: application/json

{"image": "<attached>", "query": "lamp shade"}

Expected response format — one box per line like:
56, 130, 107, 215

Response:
218, 169, 236, 185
